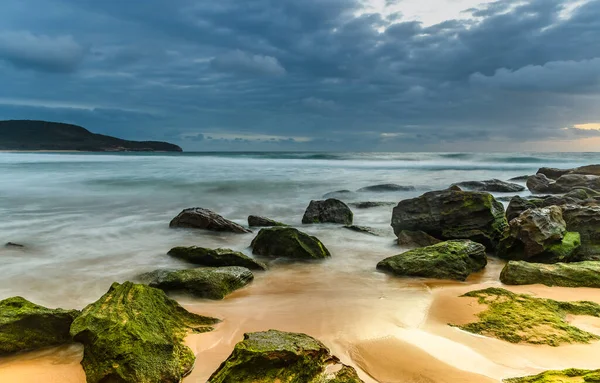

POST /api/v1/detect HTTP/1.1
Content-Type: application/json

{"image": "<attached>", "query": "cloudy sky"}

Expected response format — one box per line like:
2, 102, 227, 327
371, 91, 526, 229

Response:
1, 0, 599, 151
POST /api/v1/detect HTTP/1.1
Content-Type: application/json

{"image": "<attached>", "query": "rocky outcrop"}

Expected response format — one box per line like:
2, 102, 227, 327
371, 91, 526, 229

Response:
527, 174, 600, 194
505, 196, 544, 222
377, 240, 487, 281
247, 215, 286, 227
451, 179, 525, 192
500, 260, 600, 287
207, 329, 364, 383
537, 167, 571, 180
0, 297, 78, 355
396, 230, 441, 248
168, 247, 267, 270
343, 225, 381, 236
390, 190, 507, 250
322, 190, 356, 199
70, 282, 219, 383
251, 227, 331, 260
348, 201, 396, 209
169, 207, 251, 233
358, 183, 415, 192
561, 204, 600, 260
139, 267, 254, 299
526, 174, 553, 193
302, 199, 353, 225
538, 164, 600, 179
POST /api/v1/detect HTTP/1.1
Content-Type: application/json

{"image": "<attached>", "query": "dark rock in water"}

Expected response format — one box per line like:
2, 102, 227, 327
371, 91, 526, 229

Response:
505, 196, 544, 222
527, 174, 600, 194
451, 179, 525, 192
526, 173, 554, 193
500, 260, 600, 288
0, 297, 79, 356
509, 175, 530, 182
169, 207, 251, 233
397, 230, 441, 248
302, 199, 353, 225
322, 190, 355, 199
358, 183, 415, 192
168, 246, 267, 270
70, 282, 219, 383
561, 204, 600, 261
5, 242, 24, 248
537, 167, 571, 180
377, 240, 487, 281
538, 164, 600, 180
348, 201, 396, 209
247, 215, 286, 227
207, 329, 364, 383
390, 190, 507, 250
447, 185, 462, 191
139, 267, 254, 299
343, 225, 380, 236
251, 227, 331, 260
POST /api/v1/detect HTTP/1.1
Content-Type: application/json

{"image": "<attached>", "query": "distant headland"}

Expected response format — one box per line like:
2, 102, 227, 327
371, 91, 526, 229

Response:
0, 120, 182, 152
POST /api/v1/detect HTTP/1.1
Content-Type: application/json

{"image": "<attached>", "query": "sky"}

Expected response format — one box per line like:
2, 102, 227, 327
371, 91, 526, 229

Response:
0, 0, 600, 151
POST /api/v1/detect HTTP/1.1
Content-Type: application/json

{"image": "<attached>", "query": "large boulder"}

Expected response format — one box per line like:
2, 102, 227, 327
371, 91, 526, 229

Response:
358, 183, 415, 192
451, 179, 525, 192
527, 174, 600, 194
497, 206, 580, 263
390, 190, 507, 250
561, 204, 600, 260
0, 297, 78, 355
526, 174, 554, 193
396, 230, 441, 248
251, 227, 331, 260
505, 196, 544, 222
376, 240, 487, 281
537, 167, 571, 180
302, 199, 353, 225
207, 329, 364, 383
70, 282, 220, 383
168, 246, 267, 270
169, 207, 251, 233
538, 164, 600, 180
247, 215, 286, 227
139, 267, 254, 299
500, 260, 600, 287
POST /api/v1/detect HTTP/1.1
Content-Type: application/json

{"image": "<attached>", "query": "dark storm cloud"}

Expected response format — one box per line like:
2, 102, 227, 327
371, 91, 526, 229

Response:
0, 0, 599, 150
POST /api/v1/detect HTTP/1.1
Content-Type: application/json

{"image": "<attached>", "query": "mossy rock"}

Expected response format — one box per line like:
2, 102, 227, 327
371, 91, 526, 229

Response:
455, 287, 600, 346
248, 215, 287, 227
0, 297, 79, 355
377, 240, 487, 281
168, 246, 267, 270
251, 227, 331, 260
500, 260, 600, 287
207, 329, 364, 383
504, 368, 600, 382
70, 281, 220, 383
139, 266, 254, 299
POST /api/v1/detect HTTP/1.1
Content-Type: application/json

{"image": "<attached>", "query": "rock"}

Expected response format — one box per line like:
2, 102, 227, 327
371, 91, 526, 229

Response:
505, 369, 600, 383
390, 190, 507, 250
376, 240, 487, 281
451, 179, 525, 192
561, 204, 600, 260
70, 282, 219, 383
247, 215, 286, 227
4, 242, 24, 248
251, 227, 331, 260
139, 267, 254, 300
348, 201, 396, 209
0, 297, 78, 356
527, 174, 600, 194
537, 167, 570, 180
537, 164, 600, 180
168, 247, 267, 270
207, 329, 364, 383
343, 225, 380, 236
169, 207, 251, 233
571, 164, 600, 176
500, 260, 600, 287
526, 173, 554, 193
396, 230, 441, 248
505, 196, 544, 222
302, 199, 353, 225
322, 190, 355, 199
447, 185, 462, 191
508, 175, 530, 182
358, 183, 415, 192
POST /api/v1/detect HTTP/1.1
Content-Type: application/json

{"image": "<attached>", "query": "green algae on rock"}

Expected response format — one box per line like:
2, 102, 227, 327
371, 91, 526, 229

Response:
139, 266, 254, 299
504, 368, 600, 383
168, 246, 267, 270
500, 260, 600, 288
251, 227, 331, 260
207, 329, 364, 383
0, 297, 79, 355
455, 287, 600, 346
377, 240, 487, 281
70, 281, 220, 383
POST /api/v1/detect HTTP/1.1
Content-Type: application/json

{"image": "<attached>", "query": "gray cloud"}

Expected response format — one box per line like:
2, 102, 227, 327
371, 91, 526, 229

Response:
210, 50, 286, 76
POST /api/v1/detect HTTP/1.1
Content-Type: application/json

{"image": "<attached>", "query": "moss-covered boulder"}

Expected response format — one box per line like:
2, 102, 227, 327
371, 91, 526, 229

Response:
504, 368, 600, 382
391, 190, 507, 250
251, 227, 331, 260
455, 287, 600, 346
562, 204, 600, 261
0, 297, 78, 355
500, 260, 600, 288
302, 199, 353, 225
168, 246, 267, 270
248, 215, 287, 227
70, 281, 220, 383
396, 230, 442, 248
139, 266, 254, 300
377, 240, 487, 281
207, 329, 364, 383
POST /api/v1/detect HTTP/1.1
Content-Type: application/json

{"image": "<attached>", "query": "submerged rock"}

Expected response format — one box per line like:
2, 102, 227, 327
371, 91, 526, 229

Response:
169, 207, 251, 233
4, 242, 25, 248
247, 215, 286, 227
508, 175, 530, 182
561, 204, 600, 260
207, 329, 364, 383
451, 179, 525, 192
500, 260, 600, 287
390, 190, 507, 250
302, 199, 353, 225
348, 201, 396, 209
505, 369, 600, 383
168, 246, 267, 270
139, 267, 254, 300
0, 297, 78, 355
358, 183, 415, 192
396, 230, 441, 248
70, 282, 219, 383
322, 190, 356, 199
251, 227, 331, 260
343, 225, 381, 236
377, 240, 487, 281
